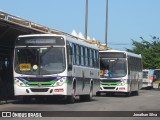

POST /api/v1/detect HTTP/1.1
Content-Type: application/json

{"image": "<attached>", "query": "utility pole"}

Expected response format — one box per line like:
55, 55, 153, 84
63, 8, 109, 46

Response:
85, 0, 88, 39
105, 0, 108, 47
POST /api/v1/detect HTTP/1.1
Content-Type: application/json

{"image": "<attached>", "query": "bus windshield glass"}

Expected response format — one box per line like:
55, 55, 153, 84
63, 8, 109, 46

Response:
143, 71, 148, 79
100, 58, 127, 78
14, 47, 66, 75
154, 70, 160, 81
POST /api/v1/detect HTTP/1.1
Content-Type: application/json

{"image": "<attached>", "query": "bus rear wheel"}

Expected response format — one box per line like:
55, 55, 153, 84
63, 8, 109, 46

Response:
134, 91, 139, 96
88, 83, 93, 101
80, 84, 93, 101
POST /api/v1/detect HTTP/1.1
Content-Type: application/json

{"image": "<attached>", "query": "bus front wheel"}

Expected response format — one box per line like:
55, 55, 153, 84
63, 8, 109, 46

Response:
67, 95, 75, 104
96, 91, 101, 96
67, 82, 76, 104
67, 87, 75, 103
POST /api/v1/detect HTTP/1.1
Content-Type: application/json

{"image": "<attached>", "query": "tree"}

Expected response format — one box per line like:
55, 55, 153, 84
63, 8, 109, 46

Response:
126, 36, 160, 69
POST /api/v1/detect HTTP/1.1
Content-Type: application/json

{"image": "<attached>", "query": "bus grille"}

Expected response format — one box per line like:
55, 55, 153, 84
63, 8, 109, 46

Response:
30, 88, 49, 92
22, 77, 56, 82
101, 79, 121, 82
28, 84, 52, 86
101, 83, 118, 85
103, 87, 115, 89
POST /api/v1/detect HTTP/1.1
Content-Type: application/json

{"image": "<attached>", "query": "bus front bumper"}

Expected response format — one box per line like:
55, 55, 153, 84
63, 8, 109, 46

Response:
98, 85, 128, 93
14, 85, 67, 96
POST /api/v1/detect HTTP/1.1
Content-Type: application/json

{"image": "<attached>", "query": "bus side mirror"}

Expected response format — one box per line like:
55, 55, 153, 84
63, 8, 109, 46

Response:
154, 75, 156, 79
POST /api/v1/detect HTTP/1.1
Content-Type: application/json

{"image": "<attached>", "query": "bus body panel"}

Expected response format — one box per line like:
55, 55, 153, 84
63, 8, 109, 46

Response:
70, 65, 99, 95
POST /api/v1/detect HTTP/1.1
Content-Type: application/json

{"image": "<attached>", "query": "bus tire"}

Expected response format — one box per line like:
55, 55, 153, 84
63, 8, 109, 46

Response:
80, 82, 93, 101
126, 87, 131, 97
126, 83, 132, 97
79, 95, 86, 101
88, 81, 93, 101
67, 80, 76, 104
134, 91, 139, 96
96, 91, 101, 96
67, 95, 74, 104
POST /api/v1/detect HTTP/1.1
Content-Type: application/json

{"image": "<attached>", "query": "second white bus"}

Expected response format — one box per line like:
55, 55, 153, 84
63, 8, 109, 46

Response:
97, 49, 143, 96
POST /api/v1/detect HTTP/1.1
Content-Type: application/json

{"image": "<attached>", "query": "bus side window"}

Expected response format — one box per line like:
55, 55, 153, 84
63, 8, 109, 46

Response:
79, 45, 81, 65
67, 43, 72, 70
72, 44, 76, 65
81, 46, 84, 66
76, 45, 79, 65
87, 48, 90, 66
93, 50, 96, 67
128, 57, 130, 75
85, 47, 88, 66
89, 49, 93, 67
96, 50, 99, 68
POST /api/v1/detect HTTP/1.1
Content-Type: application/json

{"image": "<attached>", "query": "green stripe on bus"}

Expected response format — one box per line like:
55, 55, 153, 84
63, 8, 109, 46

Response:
64, 80, 69, 83
28, 81, 56, 85
100, 82, 121, 85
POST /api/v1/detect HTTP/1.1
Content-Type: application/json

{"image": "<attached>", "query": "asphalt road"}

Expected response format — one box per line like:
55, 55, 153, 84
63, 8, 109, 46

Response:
0, 89, 160, 120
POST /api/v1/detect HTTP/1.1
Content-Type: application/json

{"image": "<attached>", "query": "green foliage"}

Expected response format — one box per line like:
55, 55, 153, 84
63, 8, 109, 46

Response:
126, 36, 160, 69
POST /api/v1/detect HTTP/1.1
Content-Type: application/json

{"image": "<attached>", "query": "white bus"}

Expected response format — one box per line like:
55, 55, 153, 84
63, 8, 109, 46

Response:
13, 34, 100, 103
152, 69, 160, 89
142, 69, 154, 89
97, 49, 143, 96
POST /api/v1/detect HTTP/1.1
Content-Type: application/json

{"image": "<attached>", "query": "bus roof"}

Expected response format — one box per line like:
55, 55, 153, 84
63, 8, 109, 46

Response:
18, 34, 99, 50
99, 49, 141, 58
66, 36, 99, 49
18, 34, 62, 38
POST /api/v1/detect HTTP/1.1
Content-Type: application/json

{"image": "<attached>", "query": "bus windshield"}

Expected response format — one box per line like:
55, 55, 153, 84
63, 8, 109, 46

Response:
14, 47, 66, 75
154, 70, 160, 81
100, 58, 127, 78
143, 71, 148, 79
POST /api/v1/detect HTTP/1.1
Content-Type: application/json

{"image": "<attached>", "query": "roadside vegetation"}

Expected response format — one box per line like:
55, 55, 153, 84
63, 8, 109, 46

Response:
126, 36, 160, 69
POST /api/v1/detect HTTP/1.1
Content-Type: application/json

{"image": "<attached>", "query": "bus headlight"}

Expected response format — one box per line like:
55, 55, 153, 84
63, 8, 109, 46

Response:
54, 77, 66, 86
119, 81, 126, 86
15, 78, 26, 87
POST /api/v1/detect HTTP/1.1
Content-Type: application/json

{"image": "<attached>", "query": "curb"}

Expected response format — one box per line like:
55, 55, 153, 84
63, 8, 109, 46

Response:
0, 100, 17, 104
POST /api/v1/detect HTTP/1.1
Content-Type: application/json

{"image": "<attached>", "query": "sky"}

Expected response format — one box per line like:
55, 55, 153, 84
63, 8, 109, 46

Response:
1, 0, 160, 50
